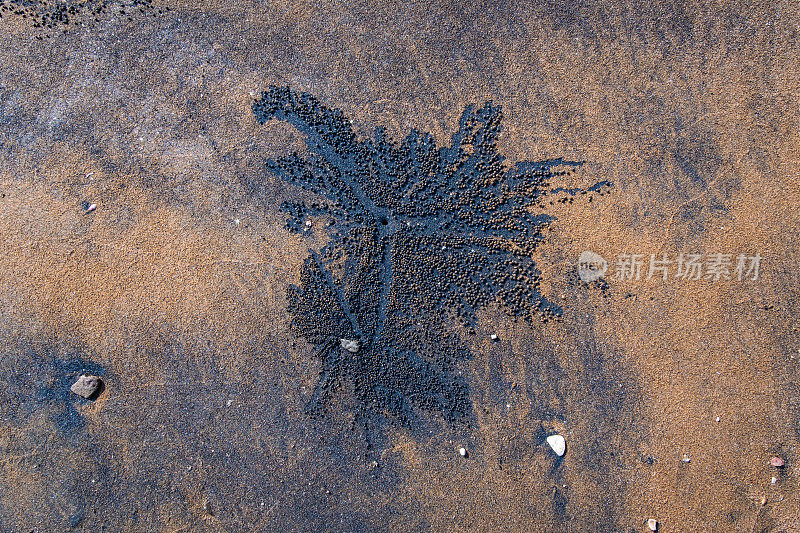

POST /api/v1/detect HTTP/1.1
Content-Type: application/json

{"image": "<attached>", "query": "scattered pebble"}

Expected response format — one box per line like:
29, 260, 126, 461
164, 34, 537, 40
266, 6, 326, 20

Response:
682, 453, 691, 463
305, 219, 312, 227
760, 495, 767, 506
84, 203, 97, 214
770, 456, 785, 468
490, 334, 498, 341
546, 434, 566, 457
647, 518, 658, 531
340, 338, 360, 353
203, 500, 214, 516
715, 416, 720, 422
459, 447, 467, 457
771, 476, 777, 484
70, 374, 102, 399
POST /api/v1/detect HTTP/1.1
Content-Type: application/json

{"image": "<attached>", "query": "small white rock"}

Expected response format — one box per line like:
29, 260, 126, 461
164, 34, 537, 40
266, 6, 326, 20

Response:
305, 219, 312, 227
771, 476, 777, 484
546, 434, 566, 457
715, 416, 720, 422
647, 518, 658, 531
682, 453, 691, 463
490, 334, 498, 341
340, 338, 359, 353
458, 447, 467, 457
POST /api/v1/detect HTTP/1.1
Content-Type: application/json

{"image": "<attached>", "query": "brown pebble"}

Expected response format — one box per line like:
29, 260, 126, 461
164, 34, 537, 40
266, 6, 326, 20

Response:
70, 374, 102, 399
770, 456, 785, 468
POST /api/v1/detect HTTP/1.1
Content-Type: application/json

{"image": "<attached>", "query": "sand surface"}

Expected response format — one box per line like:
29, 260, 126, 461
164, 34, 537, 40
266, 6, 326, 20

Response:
1, 1, 799, 531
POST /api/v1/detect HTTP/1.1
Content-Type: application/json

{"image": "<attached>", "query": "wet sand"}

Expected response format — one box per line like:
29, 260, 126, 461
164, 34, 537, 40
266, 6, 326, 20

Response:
0, 1, 799, 531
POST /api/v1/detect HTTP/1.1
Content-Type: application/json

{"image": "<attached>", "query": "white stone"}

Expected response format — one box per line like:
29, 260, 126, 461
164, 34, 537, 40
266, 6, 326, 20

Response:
459, 447, 467, 457
546, 434, 566, 457
647, 518, 658, 531
340, 338, 359, 353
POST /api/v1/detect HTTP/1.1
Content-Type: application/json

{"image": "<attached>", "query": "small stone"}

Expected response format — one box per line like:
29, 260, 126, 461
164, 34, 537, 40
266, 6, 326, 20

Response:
459, 447, 467, 457
715, 416, 720, 422
340, 338, 359, 353
760, 495, 767, 506
546, 434, 566, 457
490, 334, 498, 341
84, 203, 97, 214
305, 219, 312, 227
70, 374, 102, 399
771, 476, 777, 484
647, 518, 658, 531
770, 456, 785, 468
682, 453, 691, 463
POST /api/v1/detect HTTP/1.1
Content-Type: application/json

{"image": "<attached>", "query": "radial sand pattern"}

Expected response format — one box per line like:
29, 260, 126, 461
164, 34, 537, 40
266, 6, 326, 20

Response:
253, 86, 611, 426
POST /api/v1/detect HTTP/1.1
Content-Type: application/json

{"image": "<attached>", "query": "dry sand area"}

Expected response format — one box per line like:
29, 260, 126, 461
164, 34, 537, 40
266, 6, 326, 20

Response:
1, 0, 799, 531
